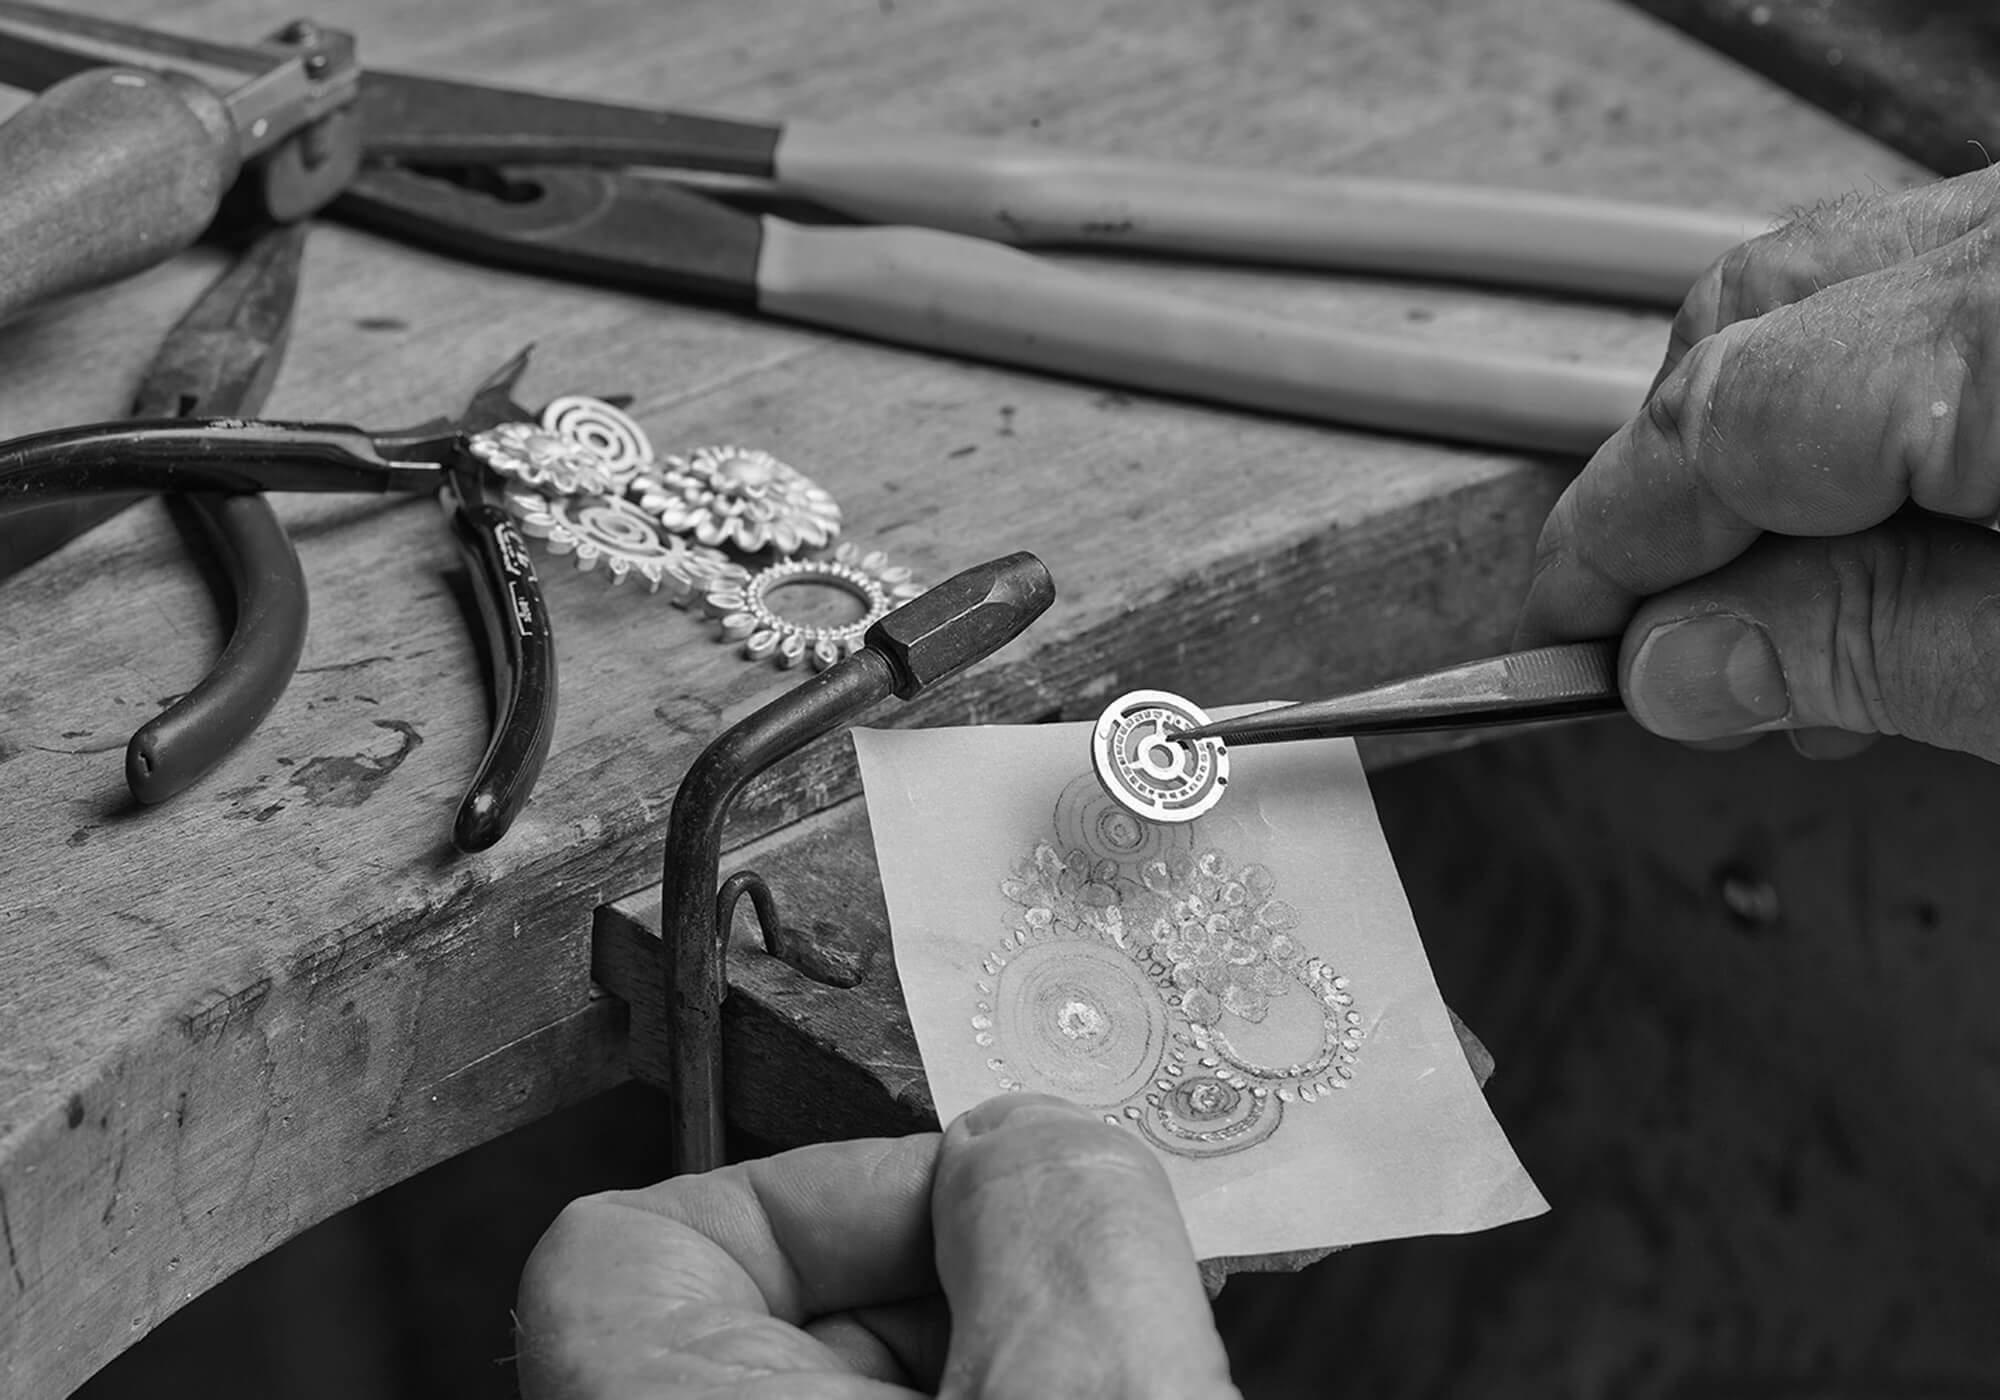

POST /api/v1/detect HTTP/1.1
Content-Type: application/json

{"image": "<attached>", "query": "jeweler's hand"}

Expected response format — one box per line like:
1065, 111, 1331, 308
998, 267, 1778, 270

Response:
514, 1093, 1240, 1400
1517, 168, 2000, 762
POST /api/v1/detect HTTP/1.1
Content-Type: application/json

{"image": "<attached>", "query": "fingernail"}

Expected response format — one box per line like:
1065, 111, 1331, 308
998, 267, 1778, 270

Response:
1626, 613, 1790, 739
957, 1093, 1091, 1138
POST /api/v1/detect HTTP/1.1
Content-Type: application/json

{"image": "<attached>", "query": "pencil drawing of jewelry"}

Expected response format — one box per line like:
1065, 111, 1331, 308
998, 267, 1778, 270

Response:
631, 445, 843, 555
699, 542, 924, 669
506, 489, 750, 602
541, 395, 654, 491
468, 421, 621, 498
975, 775, 1362, 1158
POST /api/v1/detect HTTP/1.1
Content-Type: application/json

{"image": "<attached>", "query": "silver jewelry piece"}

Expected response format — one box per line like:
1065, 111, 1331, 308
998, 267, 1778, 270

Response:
632, 445, 843, 556
1091, 690, 1230, 824
468, 421, 620, 498
506, 489, 749, 603
700, 542, 923, 669
541, 396, 654, 491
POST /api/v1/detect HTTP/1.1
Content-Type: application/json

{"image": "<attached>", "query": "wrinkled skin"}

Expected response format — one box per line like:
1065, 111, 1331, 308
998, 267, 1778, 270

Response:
1517, 168, 2000, 763
515, 1095, 1242, 1400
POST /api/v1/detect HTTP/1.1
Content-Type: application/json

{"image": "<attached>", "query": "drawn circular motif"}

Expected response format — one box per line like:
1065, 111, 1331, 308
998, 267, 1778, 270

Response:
1139, 1073, 1278, 1156
541, 395, 654, 490
700, 543, 924, 670
1091, 689, 1229, 823
506, 489, 749, 601
985, 941, 1168, 1106
468, 421, 619, 498
1052, 773, 1194, 874
632, 444, 843, 555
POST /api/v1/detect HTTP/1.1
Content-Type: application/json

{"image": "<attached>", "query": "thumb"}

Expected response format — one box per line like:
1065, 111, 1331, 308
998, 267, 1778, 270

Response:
930, 1094, 1239, 1400
1618, 514, 2000, 762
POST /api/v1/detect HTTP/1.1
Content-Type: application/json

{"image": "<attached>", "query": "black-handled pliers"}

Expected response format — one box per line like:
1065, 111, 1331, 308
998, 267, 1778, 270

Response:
0, 345, 561, 853
0, 224, 312, 805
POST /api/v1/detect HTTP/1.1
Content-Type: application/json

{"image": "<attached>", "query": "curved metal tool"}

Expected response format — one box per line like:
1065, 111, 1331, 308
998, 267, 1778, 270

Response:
0, 223, 311, 804
0, 348, 566, 852
658, 549, 1055, 1175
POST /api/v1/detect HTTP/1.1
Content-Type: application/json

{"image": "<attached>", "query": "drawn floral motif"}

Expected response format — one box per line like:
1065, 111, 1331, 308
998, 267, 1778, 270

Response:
1121, 850, 1300, 1025
976, 776, 1362, 1160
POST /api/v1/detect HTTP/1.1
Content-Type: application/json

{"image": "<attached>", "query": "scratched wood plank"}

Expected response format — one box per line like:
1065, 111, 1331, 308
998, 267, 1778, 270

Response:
0, 0, 1921, 1393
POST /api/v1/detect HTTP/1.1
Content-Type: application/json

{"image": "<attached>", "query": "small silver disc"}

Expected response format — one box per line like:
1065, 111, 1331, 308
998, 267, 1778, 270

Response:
1090, 689, 1228, 824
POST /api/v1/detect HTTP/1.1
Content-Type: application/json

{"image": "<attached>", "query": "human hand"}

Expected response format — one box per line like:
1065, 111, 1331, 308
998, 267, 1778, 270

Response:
514, 1093, 1240, 1399
1517, 170, 2000, 762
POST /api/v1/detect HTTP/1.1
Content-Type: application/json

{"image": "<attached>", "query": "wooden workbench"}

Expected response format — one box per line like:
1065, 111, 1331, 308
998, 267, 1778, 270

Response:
0, 0, 1937, 1394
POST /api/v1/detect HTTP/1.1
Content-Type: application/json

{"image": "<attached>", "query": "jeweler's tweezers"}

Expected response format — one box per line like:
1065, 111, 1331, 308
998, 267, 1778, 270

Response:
1173, 640, 1623, 746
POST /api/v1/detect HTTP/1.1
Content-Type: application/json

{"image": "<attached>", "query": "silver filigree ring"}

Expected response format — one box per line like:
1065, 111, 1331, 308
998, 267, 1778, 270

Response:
701, 543, 924, 669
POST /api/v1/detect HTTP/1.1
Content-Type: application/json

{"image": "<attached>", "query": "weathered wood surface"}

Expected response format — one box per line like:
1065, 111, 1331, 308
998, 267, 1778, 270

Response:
1629, 0, 2000, 176
0, 0, 1920, 1393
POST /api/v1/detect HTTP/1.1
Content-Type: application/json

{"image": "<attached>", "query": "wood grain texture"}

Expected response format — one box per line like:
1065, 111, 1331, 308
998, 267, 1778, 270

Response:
0, 0, 1920, 1394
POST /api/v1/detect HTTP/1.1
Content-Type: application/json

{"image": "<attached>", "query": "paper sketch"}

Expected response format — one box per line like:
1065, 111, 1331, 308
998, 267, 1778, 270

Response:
854, 716, 1546, 1259
976, 774, 1362, 1158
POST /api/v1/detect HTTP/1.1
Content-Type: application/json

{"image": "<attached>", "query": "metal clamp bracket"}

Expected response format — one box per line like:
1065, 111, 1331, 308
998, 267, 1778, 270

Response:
656, 550, 1055, 1174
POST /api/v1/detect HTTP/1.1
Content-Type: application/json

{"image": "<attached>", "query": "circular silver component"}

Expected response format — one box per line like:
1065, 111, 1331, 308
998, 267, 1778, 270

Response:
1091, 689, 1229, 824
700, 542, 924, 670
541, 395, 654, 490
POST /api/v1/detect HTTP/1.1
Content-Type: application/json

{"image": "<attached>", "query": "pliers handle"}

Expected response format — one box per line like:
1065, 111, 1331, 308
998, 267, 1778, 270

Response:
0, 224, 310, 804
331, 64, 1768, 454
0, 355, 561, 854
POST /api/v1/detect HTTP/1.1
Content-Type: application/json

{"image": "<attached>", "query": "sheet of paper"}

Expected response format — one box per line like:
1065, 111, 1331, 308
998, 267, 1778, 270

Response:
853, 716, 1546, 1260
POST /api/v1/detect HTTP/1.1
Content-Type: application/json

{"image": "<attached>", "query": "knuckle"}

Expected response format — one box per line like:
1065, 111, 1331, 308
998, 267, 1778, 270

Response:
1815, 537, 1903, 736
1643, 328, 1731, 468
1911, 226, 2000, 516
1910, 166, 2000, 245
1669, 252, 1733, 356
1812, 527, 1979, 745
1526, 496, 1576, 585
